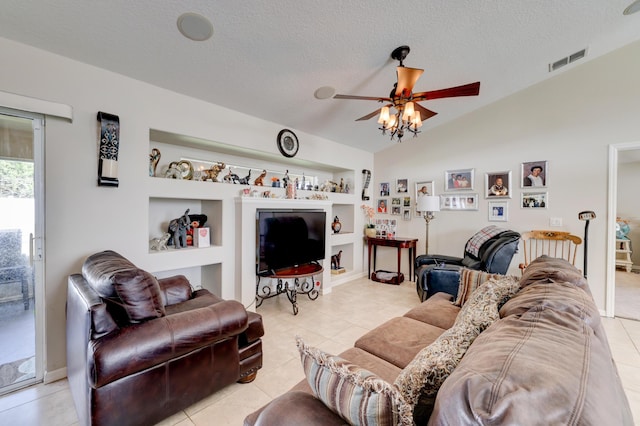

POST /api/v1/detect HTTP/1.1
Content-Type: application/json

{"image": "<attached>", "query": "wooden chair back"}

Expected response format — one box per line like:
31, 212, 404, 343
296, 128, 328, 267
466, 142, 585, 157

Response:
519, 230, 582, 273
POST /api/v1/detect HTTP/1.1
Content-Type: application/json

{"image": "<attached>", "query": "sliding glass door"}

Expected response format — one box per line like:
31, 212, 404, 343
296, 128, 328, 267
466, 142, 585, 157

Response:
0, 108, 44, 394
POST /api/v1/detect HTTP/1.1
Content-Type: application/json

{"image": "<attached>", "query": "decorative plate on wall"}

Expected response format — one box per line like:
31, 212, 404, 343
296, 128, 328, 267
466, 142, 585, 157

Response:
277, 129, 299, 158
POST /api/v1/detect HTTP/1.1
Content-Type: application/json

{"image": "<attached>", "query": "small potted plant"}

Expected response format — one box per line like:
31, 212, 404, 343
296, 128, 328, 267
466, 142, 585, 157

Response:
361, 204, 376, 238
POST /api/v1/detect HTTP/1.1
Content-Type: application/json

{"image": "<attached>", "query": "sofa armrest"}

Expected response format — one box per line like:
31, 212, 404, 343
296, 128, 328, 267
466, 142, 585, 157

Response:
88, 300, 248, 388
416, 264, 462, 301
244, 391, 344, 426
157, 274, 192, 305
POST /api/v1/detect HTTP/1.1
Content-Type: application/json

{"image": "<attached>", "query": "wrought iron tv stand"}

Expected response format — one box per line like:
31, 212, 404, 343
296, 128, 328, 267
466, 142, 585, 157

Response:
256, 262, 322, 315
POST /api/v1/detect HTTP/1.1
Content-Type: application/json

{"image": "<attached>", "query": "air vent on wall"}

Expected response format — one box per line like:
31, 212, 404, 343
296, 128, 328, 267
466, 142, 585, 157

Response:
549, 48, 587, 72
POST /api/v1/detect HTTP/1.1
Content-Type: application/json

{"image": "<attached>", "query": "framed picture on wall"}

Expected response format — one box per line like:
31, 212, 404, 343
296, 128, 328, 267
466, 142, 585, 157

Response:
402, 209, 412, 221
521, 161, 548, 188
445, 169, 474, 191
521, 191, 548, 208
488, 201, 509, 221
440, 193, 479, 211
396, 178, 408, 193
485, 171, 512, 198
379, 182, 390, 196
391, 205, 401, 215
391, 197, 401, 206
377, 198, 388, 213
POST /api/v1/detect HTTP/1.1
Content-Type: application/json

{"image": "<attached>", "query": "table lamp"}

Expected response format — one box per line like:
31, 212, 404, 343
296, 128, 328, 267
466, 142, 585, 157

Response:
417, 195, 440, 254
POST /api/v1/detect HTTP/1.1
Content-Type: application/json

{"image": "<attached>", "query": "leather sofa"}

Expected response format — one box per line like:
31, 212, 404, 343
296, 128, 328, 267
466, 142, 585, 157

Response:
67, 250, 264, 426
415, 227, 520, 301
244, 256, 633, 425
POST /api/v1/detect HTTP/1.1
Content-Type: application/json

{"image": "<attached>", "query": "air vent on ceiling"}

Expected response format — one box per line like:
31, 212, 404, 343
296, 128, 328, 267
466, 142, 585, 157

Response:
549, 48, 587, 72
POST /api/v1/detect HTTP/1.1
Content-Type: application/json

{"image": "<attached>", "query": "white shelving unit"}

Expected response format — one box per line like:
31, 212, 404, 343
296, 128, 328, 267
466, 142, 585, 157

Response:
145, 129, 364, 304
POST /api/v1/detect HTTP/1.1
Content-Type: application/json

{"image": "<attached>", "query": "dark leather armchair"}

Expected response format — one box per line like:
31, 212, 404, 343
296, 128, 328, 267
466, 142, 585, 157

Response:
414, 227, 520, 301
67, 250, 264, 426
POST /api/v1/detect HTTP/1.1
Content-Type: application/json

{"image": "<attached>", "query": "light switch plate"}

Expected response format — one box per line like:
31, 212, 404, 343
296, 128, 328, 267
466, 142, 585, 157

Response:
550, 217, 563, 227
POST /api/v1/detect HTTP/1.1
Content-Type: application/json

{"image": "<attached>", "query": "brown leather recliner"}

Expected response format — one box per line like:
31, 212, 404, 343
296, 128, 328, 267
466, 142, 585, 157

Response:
67, 250, 263, 426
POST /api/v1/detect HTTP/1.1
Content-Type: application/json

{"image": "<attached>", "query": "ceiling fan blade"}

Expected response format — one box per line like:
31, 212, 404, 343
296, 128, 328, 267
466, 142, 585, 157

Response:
355, 104, 393, 121
334, 94, 392, 102
414, 103, 438, 121
412, 81, 480, 101
395, 67, 424, 97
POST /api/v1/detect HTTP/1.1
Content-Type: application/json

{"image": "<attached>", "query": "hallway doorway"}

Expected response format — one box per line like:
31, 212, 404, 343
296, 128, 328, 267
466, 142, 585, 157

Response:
607, 142, 640, 319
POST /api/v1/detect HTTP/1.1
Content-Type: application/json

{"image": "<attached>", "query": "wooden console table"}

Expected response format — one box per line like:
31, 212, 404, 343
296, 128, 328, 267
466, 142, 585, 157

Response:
256, 263, 322, 315
366, 236, 418, 283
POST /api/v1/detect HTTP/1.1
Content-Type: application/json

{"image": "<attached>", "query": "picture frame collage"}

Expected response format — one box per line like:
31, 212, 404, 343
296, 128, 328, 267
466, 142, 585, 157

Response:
376, 160, 549, 225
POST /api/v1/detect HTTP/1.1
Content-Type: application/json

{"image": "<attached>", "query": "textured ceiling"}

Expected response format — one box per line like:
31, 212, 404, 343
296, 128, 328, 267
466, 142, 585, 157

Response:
1, 1, 640, 153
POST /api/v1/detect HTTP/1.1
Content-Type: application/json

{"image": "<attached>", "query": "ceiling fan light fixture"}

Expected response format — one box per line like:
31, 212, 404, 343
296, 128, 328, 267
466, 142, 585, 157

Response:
412, 111, 423, 129
377, 106, 390, 124
402, 102, 415, 121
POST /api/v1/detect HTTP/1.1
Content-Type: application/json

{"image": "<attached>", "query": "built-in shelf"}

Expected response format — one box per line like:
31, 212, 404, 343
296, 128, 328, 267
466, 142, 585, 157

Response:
145, 128, 365, 303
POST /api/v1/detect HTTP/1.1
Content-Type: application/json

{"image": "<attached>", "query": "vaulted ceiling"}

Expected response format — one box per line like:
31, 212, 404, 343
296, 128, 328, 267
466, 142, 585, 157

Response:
1, 1, 640, 152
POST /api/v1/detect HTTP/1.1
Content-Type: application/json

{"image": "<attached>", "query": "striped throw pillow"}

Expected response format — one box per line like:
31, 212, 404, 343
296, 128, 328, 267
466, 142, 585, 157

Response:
453, 268, 503, 307
296, 337, 413, 426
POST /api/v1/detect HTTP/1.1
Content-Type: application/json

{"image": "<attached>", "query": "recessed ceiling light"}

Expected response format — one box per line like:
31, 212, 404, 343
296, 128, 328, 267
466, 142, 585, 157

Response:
314, 86, 336, 99
177, 12, 214, 41
624, 0, 640, 15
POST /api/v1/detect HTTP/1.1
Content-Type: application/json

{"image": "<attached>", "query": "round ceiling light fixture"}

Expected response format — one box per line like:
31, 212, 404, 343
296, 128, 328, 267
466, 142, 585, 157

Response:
314, 86, 336, 99
624, 0, 640, 15
177, 12, 214, 41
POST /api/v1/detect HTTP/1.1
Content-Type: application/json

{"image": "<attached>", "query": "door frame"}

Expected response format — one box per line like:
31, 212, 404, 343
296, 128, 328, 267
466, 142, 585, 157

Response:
606, 141, 640, 317
0, 107, 46, 392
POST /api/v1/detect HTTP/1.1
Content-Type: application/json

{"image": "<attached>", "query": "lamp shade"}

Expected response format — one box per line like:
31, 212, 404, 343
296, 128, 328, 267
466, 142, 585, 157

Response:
417, 195, 440, 212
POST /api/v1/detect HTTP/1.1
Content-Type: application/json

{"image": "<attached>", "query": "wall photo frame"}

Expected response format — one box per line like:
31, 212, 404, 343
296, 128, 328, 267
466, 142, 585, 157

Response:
521, 160, 548, 188
377, 198, 388, 213
488, 201, 509, 222
440, 193, 479, 211
485, 171, 512, 198
521, 191, 548, 208
445, 169, 474, 191
379, 182, 390, 196
396, 178, 408, 193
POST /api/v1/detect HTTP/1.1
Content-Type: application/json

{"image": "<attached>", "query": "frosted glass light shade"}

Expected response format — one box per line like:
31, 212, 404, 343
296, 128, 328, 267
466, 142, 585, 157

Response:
378, 106, 390, 124
402, 102, 415, 121
417, 195, 440, 212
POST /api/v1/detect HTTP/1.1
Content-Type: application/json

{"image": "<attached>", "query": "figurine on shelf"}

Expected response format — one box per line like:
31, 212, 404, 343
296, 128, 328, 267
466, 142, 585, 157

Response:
168, 209, 192, 249
149, 148, 161, 177
224, 168, 240, 184
282, 170, 290, 188
238, 170, 252, 185
339, 178, 345, 193
164, 162, 183, 179
254, 169, 267, 186
331, 250, 342, 270
201, 162, 225, 182
149, 232, 171, 251
332, 216, 342, 234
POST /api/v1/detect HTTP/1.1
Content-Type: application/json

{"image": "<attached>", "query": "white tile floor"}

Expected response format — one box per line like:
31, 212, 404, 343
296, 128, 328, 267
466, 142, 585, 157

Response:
0, 276, 638, 425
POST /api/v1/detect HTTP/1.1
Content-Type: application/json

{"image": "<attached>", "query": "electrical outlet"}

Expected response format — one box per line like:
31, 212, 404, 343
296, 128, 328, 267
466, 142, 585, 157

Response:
550, 217, 563, 227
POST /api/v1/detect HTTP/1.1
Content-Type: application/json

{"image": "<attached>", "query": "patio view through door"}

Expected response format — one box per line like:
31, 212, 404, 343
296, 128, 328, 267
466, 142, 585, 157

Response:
0, 108, 44, 395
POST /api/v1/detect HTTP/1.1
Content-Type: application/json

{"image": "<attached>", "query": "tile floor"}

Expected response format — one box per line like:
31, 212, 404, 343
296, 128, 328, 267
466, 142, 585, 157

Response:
0, 276, 639, 425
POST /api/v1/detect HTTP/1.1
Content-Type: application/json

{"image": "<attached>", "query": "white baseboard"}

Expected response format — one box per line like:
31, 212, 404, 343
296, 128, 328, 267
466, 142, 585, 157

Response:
44, 367, 67, 384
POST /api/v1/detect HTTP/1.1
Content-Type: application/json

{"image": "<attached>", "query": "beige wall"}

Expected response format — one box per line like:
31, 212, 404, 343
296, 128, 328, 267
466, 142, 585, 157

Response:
373, 39, 640, 311
0, 37, 373, 377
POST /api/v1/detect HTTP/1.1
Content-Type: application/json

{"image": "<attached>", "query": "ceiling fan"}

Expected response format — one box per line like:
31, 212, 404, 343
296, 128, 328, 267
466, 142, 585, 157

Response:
334, 45, 481, 141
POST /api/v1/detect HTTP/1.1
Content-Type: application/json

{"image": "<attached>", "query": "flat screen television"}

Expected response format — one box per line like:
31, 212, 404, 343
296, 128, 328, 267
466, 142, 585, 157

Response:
256, 209, 326, 274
